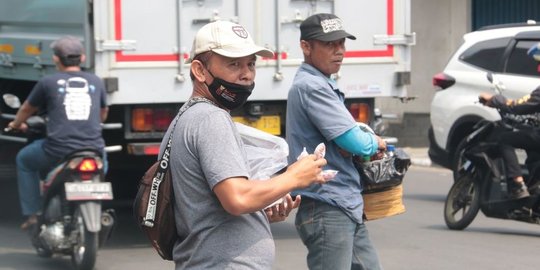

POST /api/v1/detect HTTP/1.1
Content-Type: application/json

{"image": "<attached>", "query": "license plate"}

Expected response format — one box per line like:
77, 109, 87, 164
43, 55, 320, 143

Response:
65, 182, 113, 201
233, 116, 281, 135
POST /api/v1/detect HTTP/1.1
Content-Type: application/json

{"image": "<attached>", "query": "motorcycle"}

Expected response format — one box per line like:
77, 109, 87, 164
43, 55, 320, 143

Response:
1, 94, 117, 270
443, 73, 540, 230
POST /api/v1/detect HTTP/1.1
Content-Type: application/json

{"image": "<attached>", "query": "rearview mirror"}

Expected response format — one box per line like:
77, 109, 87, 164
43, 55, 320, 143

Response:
486, 72, 505, 94
2, 94, 21, 109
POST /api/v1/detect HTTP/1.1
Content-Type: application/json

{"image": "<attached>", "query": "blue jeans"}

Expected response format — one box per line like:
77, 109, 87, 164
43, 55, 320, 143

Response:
16, 139, 108, 216
16, 139, 61, 216
295, 197, 382, 270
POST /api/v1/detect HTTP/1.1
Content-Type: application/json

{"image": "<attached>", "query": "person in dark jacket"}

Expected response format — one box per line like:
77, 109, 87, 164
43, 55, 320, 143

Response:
478, 42, 540, 199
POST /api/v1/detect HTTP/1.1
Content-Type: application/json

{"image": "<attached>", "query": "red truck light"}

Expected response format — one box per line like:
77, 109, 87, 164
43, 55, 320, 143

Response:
131, 107, 175, 132
132, 108, 152, 131
153, 109, 173, 131
348, 103, 370, 124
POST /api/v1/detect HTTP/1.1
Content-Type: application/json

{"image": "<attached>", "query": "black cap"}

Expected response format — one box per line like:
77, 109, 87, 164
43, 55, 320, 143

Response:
51, 36, 84, 58
300, 13, 356, 41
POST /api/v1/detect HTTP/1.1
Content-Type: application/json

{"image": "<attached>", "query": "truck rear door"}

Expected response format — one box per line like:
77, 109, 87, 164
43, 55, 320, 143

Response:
0, 0, 92, 81
95, 0, 413, 105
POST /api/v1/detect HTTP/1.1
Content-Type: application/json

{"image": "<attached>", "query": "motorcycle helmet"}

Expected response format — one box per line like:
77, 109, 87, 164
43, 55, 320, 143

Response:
527, 42, 540, 62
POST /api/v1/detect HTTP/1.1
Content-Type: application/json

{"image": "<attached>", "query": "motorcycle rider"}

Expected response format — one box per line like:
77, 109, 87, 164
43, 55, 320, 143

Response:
7, 36, 108, 229
478, 42, 540, 199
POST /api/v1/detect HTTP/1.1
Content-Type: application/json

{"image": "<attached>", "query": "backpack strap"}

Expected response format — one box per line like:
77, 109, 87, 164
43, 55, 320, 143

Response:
142, 96, 216, 227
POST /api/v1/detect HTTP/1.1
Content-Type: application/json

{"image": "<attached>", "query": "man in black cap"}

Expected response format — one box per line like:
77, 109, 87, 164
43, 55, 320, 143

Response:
286, 13, 386, 269
8, 36, 108, 230
160, 20, 329, 268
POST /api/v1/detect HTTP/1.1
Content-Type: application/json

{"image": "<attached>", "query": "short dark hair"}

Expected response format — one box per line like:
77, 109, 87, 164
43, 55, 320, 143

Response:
189, 51, 213, 81
58, 55, 82, 67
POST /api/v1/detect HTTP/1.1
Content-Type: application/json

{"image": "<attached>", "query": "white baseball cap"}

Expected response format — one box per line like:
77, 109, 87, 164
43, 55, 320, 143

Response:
186, 20, 274, 63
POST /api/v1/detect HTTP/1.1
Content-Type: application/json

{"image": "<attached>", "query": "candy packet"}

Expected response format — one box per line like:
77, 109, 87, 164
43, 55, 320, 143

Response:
297, 143, 338, 181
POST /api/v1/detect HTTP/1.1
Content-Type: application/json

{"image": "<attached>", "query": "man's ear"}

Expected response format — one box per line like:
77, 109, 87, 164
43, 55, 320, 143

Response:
300, 40, 311, 56
191, 60, 207, 83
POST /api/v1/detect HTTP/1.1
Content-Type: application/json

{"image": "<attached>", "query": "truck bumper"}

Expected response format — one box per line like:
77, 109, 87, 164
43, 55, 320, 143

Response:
126, 142, 161, 156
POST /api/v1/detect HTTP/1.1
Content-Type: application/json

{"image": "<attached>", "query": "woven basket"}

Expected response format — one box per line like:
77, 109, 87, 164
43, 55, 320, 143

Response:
363, 184, 405, 221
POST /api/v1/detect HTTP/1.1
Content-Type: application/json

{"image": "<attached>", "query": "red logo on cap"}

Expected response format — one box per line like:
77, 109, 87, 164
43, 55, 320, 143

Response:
232, 26, 248, 39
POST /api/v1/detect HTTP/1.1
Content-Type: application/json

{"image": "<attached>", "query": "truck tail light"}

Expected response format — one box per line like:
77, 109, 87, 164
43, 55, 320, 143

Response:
131, 107, 175, 132
348, 103, 370, 124
153, 109, 174, 131
433, 73, 455, 90
132, 108, 152, 131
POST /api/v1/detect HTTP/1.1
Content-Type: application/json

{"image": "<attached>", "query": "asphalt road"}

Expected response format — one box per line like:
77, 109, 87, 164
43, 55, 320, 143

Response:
1, 165, 539, 270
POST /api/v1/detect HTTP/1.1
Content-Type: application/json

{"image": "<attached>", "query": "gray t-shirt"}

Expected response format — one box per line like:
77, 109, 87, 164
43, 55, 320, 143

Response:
285, 63, 365, 223
160, 102, 274, 269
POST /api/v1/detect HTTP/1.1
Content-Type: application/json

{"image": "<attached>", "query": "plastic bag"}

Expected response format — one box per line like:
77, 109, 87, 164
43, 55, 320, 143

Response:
355, 148, 411, 193
235, 123, 289, 180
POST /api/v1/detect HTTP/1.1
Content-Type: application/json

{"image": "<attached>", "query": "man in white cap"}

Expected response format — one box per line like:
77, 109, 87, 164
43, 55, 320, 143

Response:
160, 20, 328, 269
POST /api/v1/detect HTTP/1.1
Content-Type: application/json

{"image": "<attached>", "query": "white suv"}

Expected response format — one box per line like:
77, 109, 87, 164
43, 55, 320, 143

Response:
429, 22, 540, 172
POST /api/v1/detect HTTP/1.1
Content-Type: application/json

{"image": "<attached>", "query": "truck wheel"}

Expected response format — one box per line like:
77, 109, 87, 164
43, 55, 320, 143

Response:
71, 211, 98, 270
444, 173, 480, 230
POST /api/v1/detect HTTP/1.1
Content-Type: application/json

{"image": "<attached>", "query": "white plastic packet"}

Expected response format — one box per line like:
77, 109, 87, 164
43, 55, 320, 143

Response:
314, 143, 326, 160
298, 147, 309, 159
296, 142, 338, 181
236, 122, 289, 180
235, 123, 290, 209
321, 169, 338, 180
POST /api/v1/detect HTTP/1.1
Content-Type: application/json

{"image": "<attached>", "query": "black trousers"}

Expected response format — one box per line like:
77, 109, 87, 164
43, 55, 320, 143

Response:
493, 128, 540, 179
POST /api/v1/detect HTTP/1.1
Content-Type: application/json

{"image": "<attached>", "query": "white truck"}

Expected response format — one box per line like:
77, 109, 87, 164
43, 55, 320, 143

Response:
0, 0, 413, 197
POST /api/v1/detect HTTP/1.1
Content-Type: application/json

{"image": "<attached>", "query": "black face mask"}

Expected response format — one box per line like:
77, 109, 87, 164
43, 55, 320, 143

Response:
205, 70, 254, 110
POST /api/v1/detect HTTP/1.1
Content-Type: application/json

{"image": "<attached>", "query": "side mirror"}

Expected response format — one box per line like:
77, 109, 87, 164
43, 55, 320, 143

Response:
486, 72, 505, 94
2, 94, 21, 109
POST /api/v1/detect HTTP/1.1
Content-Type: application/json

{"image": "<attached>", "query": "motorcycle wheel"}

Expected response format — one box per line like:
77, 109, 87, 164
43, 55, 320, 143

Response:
71, 210, 98, 270
444, 173, 480, 230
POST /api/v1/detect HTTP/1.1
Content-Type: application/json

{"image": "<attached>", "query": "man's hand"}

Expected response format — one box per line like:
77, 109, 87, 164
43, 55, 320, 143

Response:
479, 92, 494, 106
6, 121, 28, 133
286, 154, 327, 189
6, 100, 37, 133
375, 135, 387, 151
264, 194, 301, 223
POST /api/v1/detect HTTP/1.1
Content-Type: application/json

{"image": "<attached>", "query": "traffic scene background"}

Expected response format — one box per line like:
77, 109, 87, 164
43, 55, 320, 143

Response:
1, 153, 538, 270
